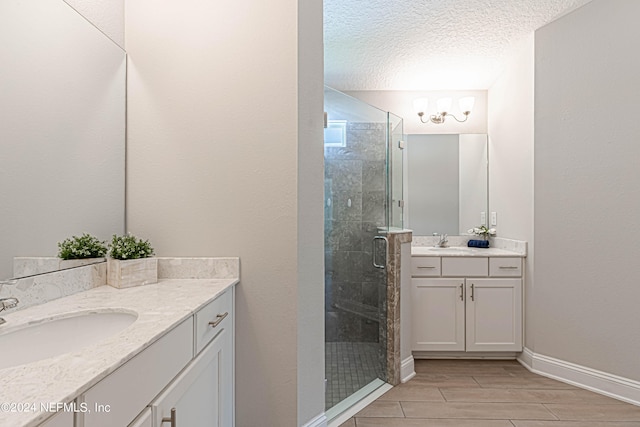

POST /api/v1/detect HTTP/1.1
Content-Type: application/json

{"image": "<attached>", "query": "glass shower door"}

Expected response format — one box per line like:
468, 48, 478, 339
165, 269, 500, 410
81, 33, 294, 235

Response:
324, 87, 393, 414
388, 112, 404, 230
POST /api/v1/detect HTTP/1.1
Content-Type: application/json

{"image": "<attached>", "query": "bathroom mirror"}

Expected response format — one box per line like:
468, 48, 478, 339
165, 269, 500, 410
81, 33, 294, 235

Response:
404, 134, 488, 236
0, 0, 126, 280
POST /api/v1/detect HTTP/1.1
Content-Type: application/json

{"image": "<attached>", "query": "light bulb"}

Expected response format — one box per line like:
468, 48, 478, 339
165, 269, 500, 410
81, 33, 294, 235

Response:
436, 97, 452, 114
413, 98, 429, 114
459, 96, 475, 114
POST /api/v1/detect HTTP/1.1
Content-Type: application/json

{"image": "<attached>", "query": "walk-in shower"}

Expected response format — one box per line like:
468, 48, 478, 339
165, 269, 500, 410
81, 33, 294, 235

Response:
324, 86, 403, 418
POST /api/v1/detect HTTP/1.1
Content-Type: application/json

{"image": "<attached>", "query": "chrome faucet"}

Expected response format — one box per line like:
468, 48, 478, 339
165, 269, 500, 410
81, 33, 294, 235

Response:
0, 297, 19, 325
435, 233, 448, 248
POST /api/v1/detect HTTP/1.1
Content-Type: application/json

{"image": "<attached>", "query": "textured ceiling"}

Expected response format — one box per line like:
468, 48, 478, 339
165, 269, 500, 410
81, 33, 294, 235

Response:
324, 0, 593, 90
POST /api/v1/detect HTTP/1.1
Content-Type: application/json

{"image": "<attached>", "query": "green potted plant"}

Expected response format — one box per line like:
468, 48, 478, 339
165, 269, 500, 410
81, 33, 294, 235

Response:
55, 233, 108, 269
106, 233, 157, 288
58, 233, 108, 259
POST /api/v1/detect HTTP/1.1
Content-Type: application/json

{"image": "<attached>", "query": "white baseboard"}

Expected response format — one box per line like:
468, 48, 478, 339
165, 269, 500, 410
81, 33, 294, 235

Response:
517, 347, 534, 370
413, 351, 517, 359
518, 347, 640, 407
302, 413, 327, 427
401, 356, 416, 383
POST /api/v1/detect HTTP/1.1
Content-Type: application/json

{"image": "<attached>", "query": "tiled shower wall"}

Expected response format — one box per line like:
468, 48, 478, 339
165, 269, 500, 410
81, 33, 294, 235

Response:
324, 122, 387, 343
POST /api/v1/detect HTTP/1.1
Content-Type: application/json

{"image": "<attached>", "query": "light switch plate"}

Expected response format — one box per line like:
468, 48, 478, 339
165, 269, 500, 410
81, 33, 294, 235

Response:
480, 212, 486, 225
491, 212, 497, 226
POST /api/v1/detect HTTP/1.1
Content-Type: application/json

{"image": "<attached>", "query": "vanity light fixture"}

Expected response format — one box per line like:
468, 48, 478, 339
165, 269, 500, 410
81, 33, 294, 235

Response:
413, 96, 475, 124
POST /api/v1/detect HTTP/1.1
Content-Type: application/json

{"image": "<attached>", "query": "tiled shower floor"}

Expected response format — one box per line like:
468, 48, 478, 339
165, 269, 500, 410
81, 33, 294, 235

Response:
325, 341, 384, 410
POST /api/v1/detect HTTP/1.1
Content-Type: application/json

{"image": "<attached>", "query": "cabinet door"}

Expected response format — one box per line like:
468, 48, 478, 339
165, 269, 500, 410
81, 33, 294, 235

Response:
466, 278, 522, 352
411, 278, 465, 351
153, 327, 233, 427
128, 407, 152, 427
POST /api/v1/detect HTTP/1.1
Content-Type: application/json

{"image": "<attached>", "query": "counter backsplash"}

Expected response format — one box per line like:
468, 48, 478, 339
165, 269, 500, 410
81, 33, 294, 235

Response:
0, 257, 240, 314
157, 257, 239, 279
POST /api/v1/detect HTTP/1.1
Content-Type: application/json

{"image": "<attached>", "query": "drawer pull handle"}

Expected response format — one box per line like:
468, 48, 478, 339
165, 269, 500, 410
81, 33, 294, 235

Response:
417, 266, 436, 269
499, 266, 519, 270
162, 408, 176, 427
459, 284, 464, 301
470, 283, 475, 301
209, 312, 229, 328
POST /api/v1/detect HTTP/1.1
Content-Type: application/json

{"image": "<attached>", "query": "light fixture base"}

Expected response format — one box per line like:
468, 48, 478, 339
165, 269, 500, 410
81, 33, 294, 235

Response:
429, 113, 446, 124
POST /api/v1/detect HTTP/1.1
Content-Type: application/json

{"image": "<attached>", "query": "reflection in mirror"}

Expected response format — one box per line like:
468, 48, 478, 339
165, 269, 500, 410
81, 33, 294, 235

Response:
0, 0, 126, 280
404, 134, 488, 236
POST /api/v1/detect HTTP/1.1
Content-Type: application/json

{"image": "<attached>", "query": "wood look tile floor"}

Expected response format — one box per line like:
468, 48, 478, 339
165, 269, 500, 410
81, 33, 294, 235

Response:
340, 360, 640, 427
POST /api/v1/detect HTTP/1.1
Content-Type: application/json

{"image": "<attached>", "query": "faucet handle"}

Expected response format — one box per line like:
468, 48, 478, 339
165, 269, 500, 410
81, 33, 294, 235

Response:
0, 297, 19, 311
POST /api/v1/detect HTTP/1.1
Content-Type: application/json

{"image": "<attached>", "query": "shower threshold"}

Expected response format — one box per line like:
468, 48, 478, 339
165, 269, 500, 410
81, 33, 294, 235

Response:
325, 379, 392, 427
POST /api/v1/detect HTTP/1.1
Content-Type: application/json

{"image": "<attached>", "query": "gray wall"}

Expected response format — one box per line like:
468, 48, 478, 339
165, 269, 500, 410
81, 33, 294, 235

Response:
488, 34, 535, 349
535, 0, 640, 380
125, 0, 325, 425
297, 0, 325, 423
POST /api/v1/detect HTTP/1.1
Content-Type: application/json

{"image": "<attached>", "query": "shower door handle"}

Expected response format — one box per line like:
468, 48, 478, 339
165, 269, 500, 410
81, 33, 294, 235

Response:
372, 236, 388, 269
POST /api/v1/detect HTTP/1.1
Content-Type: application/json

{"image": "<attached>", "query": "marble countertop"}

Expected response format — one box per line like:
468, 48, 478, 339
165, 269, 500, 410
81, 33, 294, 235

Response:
412, 246, 524, 257
0, 278, 238, 427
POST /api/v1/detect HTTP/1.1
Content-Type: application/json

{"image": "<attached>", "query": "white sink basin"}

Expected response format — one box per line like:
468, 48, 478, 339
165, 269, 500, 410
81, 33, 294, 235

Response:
430, 246, 478, 252
412, 246, 481, 255
0, 310, 137, 370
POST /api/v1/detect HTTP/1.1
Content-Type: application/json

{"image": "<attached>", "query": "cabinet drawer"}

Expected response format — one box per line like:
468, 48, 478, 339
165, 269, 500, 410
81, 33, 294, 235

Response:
40, 411, 73, 427
411, 256, 441, 277
489, 257, 522, 277
442, 257, 488, 277
195, 288, 233, 354
83, 317, 193, 427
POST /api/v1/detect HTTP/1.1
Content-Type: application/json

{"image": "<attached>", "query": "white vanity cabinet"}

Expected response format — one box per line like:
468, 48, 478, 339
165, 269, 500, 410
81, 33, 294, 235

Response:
151, 288, 233, 427
76, 286, 234, 427
411, 256, 522, 354
152, 322, 232, 427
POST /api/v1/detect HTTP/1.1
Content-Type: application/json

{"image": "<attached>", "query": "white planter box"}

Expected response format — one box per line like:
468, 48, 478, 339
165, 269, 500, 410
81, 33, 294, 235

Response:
107, 258, 158, 289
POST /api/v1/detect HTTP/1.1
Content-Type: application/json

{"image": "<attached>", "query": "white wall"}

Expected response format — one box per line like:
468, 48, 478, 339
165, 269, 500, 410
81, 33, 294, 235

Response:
487, 34, 535, 349
346, 90, 487, 135
125, 1, 324, 426
534, 0, 640, 381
